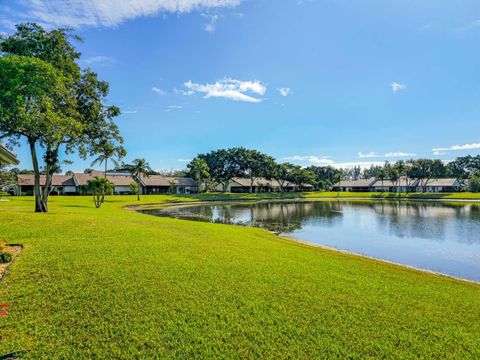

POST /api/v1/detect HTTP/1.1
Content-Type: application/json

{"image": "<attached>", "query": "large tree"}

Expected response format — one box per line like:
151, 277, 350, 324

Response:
187, 158, 210, 194
0, 55, 74, 211
0, 23, 123, 212
235, 148, 275, 193
197, 149, 243, 192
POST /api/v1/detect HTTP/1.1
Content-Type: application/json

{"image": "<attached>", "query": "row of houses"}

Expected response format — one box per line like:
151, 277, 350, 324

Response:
15, 172, 198, 196
14, 173, 315, 196
219, 178, 314, 193
332, 177, 462, 193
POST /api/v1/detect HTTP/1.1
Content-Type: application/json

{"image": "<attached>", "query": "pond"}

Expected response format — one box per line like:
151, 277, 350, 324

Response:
141, 200, 480, 282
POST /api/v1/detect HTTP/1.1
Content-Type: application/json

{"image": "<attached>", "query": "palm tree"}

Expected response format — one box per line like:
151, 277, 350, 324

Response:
90, 143, 119, 179
127, 158, 152, 201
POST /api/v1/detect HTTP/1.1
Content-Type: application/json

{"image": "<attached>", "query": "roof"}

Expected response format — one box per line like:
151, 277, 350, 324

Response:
0, 144, 19, 165
74, 172, 134, 186
140, 176, 197, 187
423, 178, 459, 187
372, 177, 420, 187
17, 174, 76, 187
229, 177, 314, 188
334, 177, 376, 188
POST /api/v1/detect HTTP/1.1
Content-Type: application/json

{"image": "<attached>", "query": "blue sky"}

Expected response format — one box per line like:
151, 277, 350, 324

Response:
2, 0, 480, 171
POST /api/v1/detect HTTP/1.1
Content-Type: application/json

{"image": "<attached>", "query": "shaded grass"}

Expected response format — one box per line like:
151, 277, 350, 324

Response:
0, 195, 480, 358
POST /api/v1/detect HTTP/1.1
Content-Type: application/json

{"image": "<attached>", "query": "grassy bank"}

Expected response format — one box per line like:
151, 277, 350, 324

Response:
1, 195, 480, 358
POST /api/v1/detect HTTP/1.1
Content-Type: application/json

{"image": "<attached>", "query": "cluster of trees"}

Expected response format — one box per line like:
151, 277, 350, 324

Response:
352, 156, 480, 191
185, 150, 480, 193
185, 147, 343, 193
0, 23, 125, 212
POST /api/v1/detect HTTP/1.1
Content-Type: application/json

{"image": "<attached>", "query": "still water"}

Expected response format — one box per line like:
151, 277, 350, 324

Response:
141, 201, 480, 282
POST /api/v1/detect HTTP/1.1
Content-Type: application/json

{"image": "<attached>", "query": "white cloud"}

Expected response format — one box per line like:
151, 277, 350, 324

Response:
283, 155, 385, 169
385, 151, 416, 157
359, 151, 415, 158
184, 78, 266, 103
202, 13, 220, 32
152, 87, 166, 95
83, 55, 115, 65
358, 152, 379, 158
282, 155, 335, 165
177, 158, 191, 162
174, 88, 195, 96
277, 87, 292, 97
432, 142, 480, 153
122, 110, 139, 114
9, 0, 242, 28
390, 82, 407, 94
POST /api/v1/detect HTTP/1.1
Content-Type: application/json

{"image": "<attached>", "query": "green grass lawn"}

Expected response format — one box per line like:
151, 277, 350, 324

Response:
1, 195, 480, 358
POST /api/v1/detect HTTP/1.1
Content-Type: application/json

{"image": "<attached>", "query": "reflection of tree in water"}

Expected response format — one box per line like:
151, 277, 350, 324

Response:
345, 201, 480, 243
145, 201, 480, 245
223, 201, 343, 233
154, 201, 343, 233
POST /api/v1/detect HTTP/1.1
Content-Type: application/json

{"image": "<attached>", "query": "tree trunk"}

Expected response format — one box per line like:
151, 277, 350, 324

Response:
250, 176, 254, 193
42, 146, 59, 213
137, 184, 141, 201
101, 158, 107, 203
28, 139, 44, 212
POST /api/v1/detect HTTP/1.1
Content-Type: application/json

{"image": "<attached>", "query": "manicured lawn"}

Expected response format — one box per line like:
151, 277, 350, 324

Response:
1, 195, 480, 358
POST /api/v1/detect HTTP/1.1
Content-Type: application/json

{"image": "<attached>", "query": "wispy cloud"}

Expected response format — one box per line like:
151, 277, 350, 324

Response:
277, 87, 292, 97
122, 110, 139, 114
385, 151, 416, 157
358, 152, 379, 158
390, 82, 407, 94
184, 78, 266, 103
283, 155, 385, 169
164, 105, 183, 112
174, 88, 195, 96
83, 55, 115, 66
432, 142, 480, 153
177, 158, 191, 162
152, 87, 167, 95
202, 13, 220, 32
453, 19, 480, 32
282, 155, 335, 165
359, 151, 415, 158
6, 0, 242, 28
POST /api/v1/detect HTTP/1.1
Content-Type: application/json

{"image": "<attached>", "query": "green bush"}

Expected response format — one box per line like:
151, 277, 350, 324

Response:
0, 252, 12, 263
468, 175, 480, 193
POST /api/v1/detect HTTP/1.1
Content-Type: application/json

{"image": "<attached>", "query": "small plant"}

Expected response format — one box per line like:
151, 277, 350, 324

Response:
86, 177, 114, 208
0, 252, 12, 264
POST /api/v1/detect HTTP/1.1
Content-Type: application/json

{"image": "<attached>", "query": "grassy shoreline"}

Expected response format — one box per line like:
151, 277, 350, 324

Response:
1, 195, 480, 358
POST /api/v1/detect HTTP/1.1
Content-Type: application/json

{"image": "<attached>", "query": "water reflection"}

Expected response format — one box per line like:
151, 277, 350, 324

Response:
141, 201, 480, 281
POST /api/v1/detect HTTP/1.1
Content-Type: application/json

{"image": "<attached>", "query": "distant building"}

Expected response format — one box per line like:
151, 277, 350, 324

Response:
73, 172, 134, 195
0, 144, 19, 165
332, 178, 376, 192
333, 177, 462, 193
140, 176, 198, 194
217, 178, 314, 193
17, 174, 77, 195
15, 171, 198, 196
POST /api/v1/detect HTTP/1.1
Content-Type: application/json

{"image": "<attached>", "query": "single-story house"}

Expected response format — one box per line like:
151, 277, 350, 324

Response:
371, 177, 420, 193
73, 172, 135, 195
140, 176, 198, 194
415, 178, 462, 193
332, 178, 376, 192
0, 144, 19, 165
17, 174, 77, 196
218, 178, 313, 193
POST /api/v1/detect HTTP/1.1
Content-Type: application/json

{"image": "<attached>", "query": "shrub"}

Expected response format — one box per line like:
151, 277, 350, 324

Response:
468, 175, 480, 193
0, 252, 12, 264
